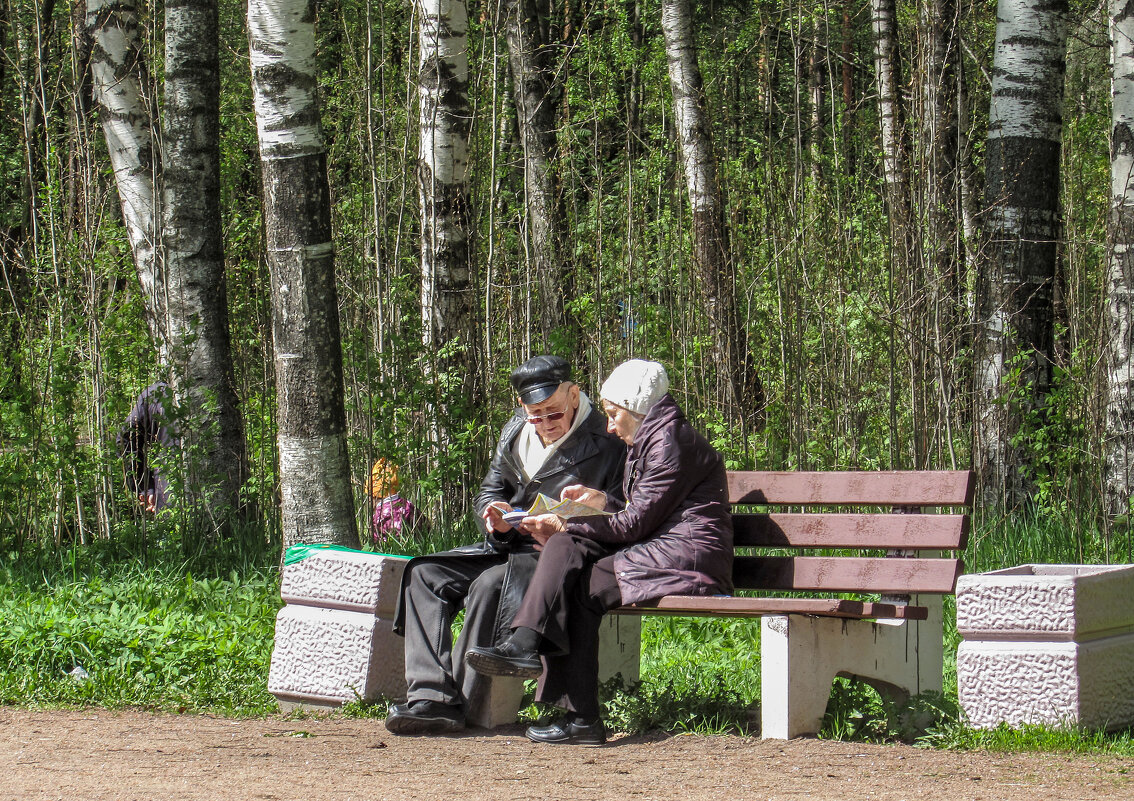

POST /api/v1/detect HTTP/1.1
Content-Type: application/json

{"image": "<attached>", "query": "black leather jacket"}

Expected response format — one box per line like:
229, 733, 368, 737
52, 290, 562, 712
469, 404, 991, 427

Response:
473, 403, 626, 550
395, 402, 625, 643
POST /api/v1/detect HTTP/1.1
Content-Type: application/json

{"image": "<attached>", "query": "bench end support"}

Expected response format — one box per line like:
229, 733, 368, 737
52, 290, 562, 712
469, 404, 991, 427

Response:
760, 597, 944, 739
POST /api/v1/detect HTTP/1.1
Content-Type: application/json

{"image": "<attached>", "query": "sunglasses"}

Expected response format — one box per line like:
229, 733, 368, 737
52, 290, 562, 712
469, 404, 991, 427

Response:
526, 400, 570, 425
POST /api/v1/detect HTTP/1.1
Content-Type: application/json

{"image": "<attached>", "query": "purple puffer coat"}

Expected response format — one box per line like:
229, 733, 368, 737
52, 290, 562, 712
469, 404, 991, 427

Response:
566, 394, 734, 605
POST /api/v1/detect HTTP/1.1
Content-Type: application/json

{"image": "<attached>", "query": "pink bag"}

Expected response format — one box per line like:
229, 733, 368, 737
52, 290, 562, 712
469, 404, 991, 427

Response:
371, 494, 421, 543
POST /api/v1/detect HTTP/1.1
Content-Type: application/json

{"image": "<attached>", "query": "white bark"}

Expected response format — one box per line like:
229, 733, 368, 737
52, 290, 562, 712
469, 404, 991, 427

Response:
418, 0, 472, 351
988, 0, 1069, 142
249, 0, 321, 155
250, 0, 358, 548
871, 0, 908, 208
87, 0, 163, 352
662, 0, 717, 216
1106, 0, 1134, 513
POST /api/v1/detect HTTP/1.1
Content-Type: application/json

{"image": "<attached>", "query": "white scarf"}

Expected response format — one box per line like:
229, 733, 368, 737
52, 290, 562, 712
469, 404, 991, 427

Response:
514, 392, 593, 482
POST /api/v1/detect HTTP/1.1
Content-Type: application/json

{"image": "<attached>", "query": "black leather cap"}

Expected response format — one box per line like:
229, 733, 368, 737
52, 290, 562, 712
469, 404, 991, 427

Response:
510, 355, 571, 405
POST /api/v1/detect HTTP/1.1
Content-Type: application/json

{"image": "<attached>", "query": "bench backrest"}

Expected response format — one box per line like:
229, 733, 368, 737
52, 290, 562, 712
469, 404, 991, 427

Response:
727, 470, 975, 596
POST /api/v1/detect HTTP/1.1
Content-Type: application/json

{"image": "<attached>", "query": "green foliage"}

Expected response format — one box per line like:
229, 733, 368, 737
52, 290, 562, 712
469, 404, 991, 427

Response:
820, 681, 959, 744
919, 720, 1134, 755
0, 545, 280, 715
590, 617, 760, 735
1000, 343, 1096, 516
1, 0, 1118, 546
599, 673, 754, 736
967, 509, 1134, 571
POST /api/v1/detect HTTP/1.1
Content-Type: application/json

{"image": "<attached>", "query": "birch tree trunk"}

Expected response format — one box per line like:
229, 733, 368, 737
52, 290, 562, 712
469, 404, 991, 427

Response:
163, 0, 247, 526
504, 0, 573, 346
249, 0, 358, 548
976, 0, 1069, 508
871, 0, 912, 232
87, 0, 165, 357
660, 0, 764, 422
841, 0, 856, 177
870, 0, 918, 469
419, 0, 474, 356
1106, 0, 1134, 514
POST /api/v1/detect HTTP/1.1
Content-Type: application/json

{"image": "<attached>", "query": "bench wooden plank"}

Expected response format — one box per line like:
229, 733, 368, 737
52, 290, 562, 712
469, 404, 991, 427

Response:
732, 555, 962, 594
728, 470, 976, 506
615, 596, 929, 620
732, 512, 969, 549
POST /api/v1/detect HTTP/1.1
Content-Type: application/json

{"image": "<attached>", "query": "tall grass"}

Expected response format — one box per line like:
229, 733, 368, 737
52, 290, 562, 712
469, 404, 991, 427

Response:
966, 508, 1134, 572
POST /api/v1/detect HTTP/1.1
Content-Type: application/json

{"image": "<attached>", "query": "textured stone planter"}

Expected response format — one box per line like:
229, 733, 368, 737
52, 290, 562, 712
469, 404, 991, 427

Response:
268, 549, 409, 710
956, 564, 1134, 731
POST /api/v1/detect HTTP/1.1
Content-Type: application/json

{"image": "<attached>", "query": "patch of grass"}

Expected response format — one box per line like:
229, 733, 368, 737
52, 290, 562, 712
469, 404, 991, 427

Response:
919, 719, 1134, 755
598, 673, 755, 736
339, 697, 393, 719
0, 544, 281, 716
819, 680, 961, 743
585, 617, 761, 736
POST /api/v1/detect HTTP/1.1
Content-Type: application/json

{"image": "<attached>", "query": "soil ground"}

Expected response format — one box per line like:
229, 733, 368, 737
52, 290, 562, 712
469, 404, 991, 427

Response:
1, 707, 1131, 800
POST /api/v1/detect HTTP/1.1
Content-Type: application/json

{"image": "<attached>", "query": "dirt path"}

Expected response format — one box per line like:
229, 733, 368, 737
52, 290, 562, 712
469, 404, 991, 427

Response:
1, 708, 1131, 800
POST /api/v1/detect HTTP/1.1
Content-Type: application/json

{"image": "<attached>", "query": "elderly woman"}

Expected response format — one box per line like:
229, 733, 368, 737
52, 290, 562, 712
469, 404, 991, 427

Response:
466, 359, 733, 745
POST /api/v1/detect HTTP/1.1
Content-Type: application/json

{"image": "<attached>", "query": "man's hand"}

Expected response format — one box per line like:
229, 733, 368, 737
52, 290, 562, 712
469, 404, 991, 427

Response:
560, 484, 607, 511
483, 501, 514, 533
524, 513, 565, 549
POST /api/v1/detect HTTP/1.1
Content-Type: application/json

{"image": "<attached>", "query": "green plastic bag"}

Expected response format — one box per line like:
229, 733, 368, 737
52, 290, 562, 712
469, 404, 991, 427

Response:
283, 543, 412, 566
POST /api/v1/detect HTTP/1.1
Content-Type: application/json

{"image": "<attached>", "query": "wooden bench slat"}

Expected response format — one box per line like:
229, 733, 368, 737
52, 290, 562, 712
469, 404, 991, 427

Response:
728, 470, 976, 506
732, 512, 969, 549
615, 596, 929, 620
732, 555, 962, 594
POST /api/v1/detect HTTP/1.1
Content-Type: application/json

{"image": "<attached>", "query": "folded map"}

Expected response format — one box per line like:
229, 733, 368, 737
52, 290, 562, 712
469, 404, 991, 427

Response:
501, 492, 610, 524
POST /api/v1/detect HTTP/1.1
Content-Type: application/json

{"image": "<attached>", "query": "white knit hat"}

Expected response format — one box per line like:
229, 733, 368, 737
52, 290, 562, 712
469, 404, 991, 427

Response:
600, 360, 669, 416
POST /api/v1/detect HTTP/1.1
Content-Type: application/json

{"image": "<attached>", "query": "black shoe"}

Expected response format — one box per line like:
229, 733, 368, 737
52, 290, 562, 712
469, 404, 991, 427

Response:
526, 716, 607, 745
464, 638, 543, 678
385, 700, 465, 735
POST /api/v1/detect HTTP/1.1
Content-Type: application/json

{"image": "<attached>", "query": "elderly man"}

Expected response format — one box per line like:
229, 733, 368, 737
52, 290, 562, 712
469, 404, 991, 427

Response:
387, 355, 625, 735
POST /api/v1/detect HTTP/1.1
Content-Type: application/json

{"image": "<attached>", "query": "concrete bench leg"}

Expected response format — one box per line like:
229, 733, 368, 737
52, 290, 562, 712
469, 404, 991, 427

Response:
599, 613, 642, 686
465, 673, 527, 729
760, 596, 944, 739
465, 614, 643, 729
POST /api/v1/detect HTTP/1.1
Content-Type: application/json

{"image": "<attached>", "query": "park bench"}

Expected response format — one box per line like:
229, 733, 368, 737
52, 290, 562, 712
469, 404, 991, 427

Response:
609, 469, 975, 738
474, 468, 975, 738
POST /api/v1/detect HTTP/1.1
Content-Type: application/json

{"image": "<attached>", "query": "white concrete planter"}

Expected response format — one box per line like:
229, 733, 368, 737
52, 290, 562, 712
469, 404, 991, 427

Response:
268, 549, 409, 710
956, 564, 1134, 731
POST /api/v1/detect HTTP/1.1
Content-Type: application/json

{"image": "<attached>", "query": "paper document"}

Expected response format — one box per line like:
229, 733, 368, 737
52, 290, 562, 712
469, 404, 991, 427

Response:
501, 492, 610, 524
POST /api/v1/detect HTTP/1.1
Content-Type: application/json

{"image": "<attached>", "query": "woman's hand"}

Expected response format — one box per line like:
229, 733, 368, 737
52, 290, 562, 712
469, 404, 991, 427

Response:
560, 484, 607, 511
523, 513, 565, 548
483, 501, 514, 533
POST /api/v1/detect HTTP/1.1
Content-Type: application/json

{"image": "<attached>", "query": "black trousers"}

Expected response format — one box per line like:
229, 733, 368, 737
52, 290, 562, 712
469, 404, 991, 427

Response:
511, 533, 623, 719
401, 553, 510, 709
